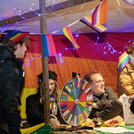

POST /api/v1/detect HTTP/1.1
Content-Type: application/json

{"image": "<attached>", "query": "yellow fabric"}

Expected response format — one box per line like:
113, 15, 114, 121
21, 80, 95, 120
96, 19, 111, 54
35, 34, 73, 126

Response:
20, 123, 45, 134
20, 88, 37, 118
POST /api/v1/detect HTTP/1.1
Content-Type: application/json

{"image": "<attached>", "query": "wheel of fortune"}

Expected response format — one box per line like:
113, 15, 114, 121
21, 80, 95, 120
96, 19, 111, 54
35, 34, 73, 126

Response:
59, 77, 93, 126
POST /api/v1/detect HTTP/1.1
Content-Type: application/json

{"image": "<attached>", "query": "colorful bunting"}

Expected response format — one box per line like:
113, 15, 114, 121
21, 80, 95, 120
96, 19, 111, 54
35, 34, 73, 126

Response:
80, 15, 107, 33
118, 51, 130, 71
91, 0, 107, 26
41, 34, 56, 57
61, 26, 80, 48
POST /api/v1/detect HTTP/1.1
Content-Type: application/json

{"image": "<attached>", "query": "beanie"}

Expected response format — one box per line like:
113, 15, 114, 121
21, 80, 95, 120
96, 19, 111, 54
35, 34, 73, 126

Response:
37, 70, 57, 82
5, 30, 28, 44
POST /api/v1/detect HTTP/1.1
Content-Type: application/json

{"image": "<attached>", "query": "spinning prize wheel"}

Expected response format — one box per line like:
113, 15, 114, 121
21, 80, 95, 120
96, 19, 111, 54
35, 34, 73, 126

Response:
59, 77, 93, 126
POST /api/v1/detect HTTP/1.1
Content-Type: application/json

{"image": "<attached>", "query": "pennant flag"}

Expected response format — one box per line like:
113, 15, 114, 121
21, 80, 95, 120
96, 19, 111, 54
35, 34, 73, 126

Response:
118, 51, 130, 71
80, 15, 107, 33
91, 0, 107, 26
41, 34, 56, 57
61, 26, 80, 48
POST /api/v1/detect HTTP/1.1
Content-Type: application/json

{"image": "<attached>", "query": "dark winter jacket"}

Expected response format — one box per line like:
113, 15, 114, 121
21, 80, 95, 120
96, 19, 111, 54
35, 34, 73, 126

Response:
0, 46, 25, 134
26, 91, 65, 127
89, 86, 123, 121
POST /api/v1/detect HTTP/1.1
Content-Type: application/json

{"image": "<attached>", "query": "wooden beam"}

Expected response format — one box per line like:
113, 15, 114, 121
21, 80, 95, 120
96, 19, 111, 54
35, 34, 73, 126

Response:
0, 0, 93, 26
40, 0, 50, 124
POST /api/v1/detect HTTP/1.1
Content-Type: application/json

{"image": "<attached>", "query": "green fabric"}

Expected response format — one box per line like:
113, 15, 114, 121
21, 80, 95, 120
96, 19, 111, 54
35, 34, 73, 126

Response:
31, 125, 53, 134
30, 125, 134, 134
123, 126, 134, 130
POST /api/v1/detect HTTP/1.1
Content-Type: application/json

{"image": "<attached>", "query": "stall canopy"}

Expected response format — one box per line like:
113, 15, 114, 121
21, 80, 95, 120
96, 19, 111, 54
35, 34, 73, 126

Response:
0, 0, 134, 120
0, 0, 134, 34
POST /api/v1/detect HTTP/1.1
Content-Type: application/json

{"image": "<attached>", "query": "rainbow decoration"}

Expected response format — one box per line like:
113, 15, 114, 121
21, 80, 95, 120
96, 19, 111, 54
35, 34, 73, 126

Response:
41, 34, 56, 57
118, 51, 130, 71
61, 26, 80, 48
80, 15, 107, 33
123, 0, 134, 6
5, 30, 28, 44
92, 0, 107, 26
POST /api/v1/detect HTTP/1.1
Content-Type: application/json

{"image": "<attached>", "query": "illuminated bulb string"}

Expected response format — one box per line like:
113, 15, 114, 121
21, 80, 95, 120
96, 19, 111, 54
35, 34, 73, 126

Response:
23, 34, 79, 65
13, 0, 86, 19
95, 32, 134, 54
23, 48, 78, 66
1, 1, 134, 63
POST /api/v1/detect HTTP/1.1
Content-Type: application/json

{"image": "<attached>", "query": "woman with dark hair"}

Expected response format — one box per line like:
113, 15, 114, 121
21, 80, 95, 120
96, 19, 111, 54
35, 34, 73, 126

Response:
26, 71, 65, 128
0, 30, 29, 134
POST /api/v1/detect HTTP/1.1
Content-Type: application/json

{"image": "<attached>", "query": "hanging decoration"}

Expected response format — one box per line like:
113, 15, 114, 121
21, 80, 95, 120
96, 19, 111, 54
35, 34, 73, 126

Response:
61, 26, 80, 49
118, 51, 130, 71
80, 15, 107, 33
41, 34, 57, 57
92, 0, 107, 26
123, 0, 134, 6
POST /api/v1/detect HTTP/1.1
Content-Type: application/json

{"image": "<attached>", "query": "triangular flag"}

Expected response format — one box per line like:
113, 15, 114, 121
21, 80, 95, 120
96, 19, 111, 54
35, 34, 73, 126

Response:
92, 0, 107, 26
41, 34, 56, 57
61, 26, 80, 48
118, 51, 130, 71
80, 15, 107, 33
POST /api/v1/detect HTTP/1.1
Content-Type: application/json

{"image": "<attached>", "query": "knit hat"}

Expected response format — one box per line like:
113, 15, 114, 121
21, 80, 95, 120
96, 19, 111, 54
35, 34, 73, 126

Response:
5, 30, 28, 44
37, 70, 57, 82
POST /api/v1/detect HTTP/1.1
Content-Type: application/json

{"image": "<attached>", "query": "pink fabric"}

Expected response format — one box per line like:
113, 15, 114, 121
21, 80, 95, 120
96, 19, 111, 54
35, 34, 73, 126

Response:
27, 33, 134, 62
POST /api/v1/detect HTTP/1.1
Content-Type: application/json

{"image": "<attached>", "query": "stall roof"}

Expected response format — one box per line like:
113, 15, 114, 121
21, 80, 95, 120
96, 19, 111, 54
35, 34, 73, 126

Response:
0, 0, 134, 34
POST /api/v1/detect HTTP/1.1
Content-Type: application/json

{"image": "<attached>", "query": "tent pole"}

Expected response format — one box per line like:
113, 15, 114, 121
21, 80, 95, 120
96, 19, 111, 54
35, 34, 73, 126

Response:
39, 0, 50, 124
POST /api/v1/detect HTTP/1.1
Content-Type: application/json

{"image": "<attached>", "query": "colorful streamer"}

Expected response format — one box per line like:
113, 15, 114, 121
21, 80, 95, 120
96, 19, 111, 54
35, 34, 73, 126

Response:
80, 15, 107, 33
61, 26, 80, 48
91, 0, 107, 26
41, 34, 56, 57
118, 51, 130, 71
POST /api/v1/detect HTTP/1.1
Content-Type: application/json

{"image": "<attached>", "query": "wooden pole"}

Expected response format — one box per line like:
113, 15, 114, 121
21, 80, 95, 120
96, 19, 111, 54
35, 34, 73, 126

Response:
39, 0, 50, 124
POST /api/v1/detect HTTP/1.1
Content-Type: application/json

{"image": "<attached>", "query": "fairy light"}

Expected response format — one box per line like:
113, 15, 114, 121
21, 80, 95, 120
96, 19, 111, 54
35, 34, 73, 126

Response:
1, 1, 134, 62
14, 7, 28, 20
95, 32, 134, 55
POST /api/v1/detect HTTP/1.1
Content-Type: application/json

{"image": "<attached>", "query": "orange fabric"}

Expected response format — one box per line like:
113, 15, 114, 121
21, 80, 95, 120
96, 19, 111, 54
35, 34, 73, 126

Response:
23, 55, 118, 92
23, 53, 42, 88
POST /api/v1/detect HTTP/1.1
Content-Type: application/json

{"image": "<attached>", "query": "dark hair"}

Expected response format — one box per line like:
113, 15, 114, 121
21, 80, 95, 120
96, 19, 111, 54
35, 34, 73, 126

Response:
1, 30, 29, 53
84, 70, 101, 84
126, 42, 134, 54
130, 98, 134, 114
37, 70, 57, 84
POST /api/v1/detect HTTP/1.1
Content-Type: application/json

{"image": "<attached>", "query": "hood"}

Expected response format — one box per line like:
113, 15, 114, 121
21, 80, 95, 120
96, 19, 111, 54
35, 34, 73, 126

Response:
0, 46, 23, 67
0, 46, 15, 62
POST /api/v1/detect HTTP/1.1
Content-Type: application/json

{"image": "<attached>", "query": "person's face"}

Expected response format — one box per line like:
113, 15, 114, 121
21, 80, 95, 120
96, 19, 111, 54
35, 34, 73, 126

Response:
90, 73, 105, 96
49, 79, 55, 95
14, 43, 27, 58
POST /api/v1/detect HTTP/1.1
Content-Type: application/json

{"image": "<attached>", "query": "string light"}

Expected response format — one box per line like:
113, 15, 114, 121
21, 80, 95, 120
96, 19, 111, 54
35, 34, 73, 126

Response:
1, 1, 134, 62
23, 46, 78, 66
14, 7, 28, 20
95, 32, 134, 55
